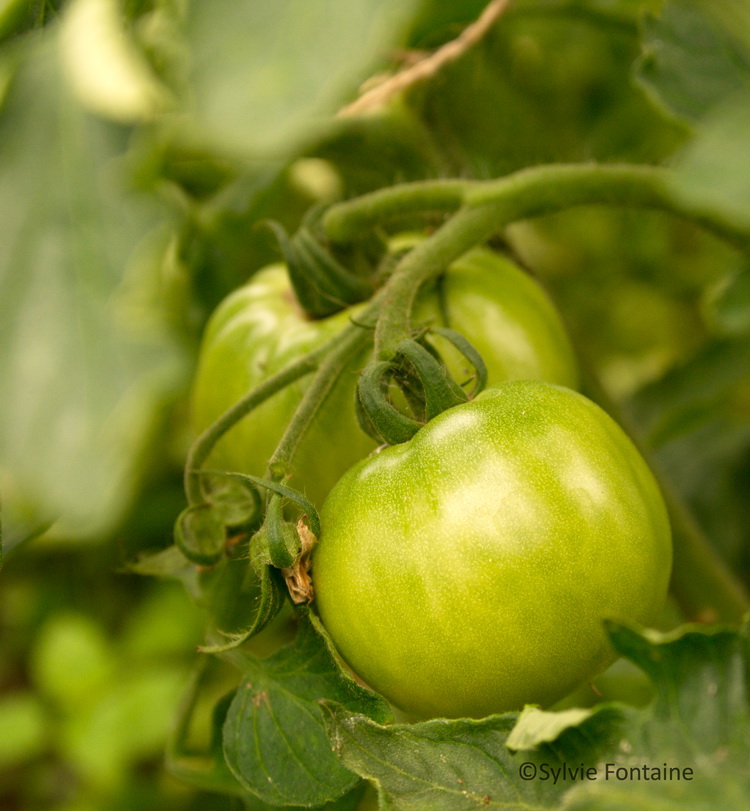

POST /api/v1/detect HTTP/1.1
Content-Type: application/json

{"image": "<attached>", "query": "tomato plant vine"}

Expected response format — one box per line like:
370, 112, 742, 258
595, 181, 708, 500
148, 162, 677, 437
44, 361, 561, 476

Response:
2, 1, 750, 809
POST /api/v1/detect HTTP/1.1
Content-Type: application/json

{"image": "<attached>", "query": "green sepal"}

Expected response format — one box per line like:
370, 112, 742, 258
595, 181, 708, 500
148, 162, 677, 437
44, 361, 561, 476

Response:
356, 334, 478, 446
266, 215, 373, 318
394, 337, 468, 419
199, 472, 262, 529
201, 470, 320, 538
174, 503, 225, 565
263, 493, 300, 569
197, 557, 287, 654
429, 327, 488, 397
356, 359, 423, 445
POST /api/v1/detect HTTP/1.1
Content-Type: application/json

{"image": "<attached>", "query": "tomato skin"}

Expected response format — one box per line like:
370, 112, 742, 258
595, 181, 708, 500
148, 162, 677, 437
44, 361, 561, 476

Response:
190, 246, 578, 507
414, 245, 578, 389
312, 380, 672, 719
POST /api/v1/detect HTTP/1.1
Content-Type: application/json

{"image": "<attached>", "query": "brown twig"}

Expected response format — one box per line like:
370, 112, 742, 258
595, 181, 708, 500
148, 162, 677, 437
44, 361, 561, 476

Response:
338, 0, 512, 117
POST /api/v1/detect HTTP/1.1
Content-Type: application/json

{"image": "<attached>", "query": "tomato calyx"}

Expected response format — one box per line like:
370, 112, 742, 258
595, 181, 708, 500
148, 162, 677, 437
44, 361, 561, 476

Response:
265, 209, 378, 318
357, 328, 488, 445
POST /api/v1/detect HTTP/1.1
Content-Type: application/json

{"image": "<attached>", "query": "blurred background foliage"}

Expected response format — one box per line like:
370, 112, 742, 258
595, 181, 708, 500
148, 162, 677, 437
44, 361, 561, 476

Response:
1, 0, 749, 807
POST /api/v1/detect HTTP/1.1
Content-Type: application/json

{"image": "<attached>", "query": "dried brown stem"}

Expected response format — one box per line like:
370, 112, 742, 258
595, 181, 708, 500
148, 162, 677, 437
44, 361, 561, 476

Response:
339, 0, 511, 117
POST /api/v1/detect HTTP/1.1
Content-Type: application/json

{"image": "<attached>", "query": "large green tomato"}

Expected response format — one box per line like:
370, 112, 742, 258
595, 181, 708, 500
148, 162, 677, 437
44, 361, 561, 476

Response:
313, 380, 672, 719
190, 245, 578, 506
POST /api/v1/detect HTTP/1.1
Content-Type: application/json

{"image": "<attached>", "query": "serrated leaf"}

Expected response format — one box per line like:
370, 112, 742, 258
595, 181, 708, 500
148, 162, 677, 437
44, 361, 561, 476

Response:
222, 611, 391, 807
505, 706, 596, 751
636, 0, 750, 123
322, 709, 541, 810
0, 28, 186, 538
323, 623, 750, 810
182, 0, 420, 157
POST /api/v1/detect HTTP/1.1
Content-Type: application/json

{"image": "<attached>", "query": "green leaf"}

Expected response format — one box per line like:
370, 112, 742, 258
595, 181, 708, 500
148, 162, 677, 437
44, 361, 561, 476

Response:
560, 623, 750, 808
669, 91, 750, 231
222, 610, 391, 807
0, 29, 186, 539
637, 2, 750, 229
60, 0, 167, 123
182, 0, 420, 157
636, 0, 750, 123
323, 623, 750, 809
322, 705, 591, 809
709, 267, 750, 336
405, 2, 675, 177
126, 544, 195, 580
627, 337, 750, 565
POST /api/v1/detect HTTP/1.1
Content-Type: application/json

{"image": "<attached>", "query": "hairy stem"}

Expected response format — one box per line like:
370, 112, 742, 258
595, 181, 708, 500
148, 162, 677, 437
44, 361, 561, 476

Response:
266, 315, 376, 482
374, 205, 505, 357
324, 179, 471, 242
325, 163, 750, 250
184, 349, 326, 505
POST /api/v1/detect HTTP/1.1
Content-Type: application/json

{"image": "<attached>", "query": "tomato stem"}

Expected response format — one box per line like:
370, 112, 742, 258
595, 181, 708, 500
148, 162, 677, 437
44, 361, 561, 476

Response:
373, 205, 505, 358
324, 163, 750, 250
184, 350, 325, 505
264, 316, 376, 486
336, 162, 750, 362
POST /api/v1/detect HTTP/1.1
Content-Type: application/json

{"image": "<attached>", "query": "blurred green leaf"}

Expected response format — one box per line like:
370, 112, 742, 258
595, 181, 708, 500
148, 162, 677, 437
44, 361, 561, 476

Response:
182, 0, 420, 157
628, 338, 750, 566
405, 1, 678, 178
0, 29, 187, 539
61, 664, 189, 791
60, 0, 167, 123
0, 0, 66, 42
119, 581, 203, 659
636, 1, 750, 230
30, 612, 116, 708
709, 266, 750, 336
637, 0, 750, 123
0, 692, 47, 768
669, 91, 750, 231
323, 623, 750, 809
222, 610, 391, 807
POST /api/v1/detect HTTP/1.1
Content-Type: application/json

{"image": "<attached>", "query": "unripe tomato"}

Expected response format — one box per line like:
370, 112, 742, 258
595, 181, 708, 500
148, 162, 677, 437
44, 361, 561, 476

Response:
313, 380, 671, 719
190, 246, 577, 506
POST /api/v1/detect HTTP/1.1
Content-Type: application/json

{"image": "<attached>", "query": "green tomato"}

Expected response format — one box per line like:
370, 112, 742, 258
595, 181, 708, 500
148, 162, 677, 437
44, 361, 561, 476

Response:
313, 380, 671, 719
190, 245, 578, 506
